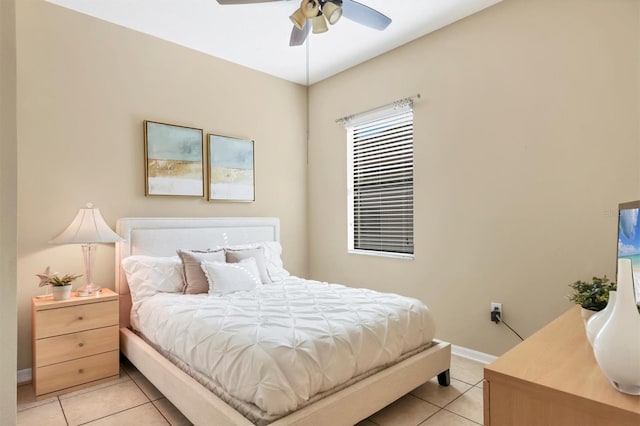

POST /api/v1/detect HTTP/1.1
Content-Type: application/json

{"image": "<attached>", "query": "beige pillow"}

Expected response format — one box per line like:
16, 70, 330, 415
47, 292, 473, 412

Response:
177, 249, 225, 294
224, 242, 290, 282
225, 247, 271, 284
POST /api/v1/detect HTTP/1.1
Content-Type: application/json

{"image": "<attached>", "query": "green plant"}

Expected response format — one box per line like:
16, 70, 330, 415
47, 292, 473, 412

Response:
568, 276, 616, 311
39, 273, 82, 287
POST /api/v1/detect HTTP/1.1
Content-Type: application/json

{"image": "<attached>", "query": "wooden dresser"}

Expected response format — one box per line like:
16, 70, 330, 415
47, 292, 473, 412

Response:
484, 306, 640, 426
32, 288, 119, 400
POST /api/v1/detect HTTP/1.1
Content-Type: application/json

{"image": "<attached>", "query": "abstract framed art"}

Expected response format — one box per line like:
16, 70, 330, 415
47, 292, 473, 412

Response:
144, 121, 204, 197
207, 134, 255, 202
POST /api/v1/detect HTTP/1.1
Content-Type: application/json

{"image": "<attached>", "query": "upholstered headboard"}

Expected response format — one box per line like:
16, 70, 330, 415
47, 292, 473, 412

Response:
115, 217, 280, 328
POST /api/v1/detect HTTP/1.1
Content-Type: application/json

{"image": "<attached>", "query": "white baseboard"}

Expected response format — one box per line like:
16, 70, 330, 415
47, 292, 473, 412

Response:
451, 344, 498, 365
17, 368, 32, 385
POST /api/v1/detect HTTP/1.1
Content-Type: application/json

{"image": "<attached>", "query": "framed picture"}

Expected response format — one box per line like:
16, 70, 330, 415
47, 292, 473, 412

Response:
144, 120, 204, 197
207, 134, 255, 202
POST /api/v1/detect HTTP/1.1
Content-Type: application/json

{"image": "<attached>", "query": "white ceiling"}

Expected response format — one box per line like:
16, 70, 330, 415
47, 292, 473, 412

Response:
46, 0, 503, 85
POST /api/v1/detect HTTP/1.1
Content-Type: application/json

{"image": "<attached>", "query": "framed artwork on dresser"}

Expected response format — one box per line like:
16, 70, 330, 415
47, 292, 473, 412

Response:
207, 134, 255, 202
144, 120, 204, 197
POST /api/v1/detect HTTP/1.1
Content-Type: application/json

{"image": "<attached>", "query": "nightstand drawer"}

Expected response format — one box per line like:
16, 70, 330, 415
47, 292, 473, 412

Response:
35, 325, 118, 367
35, 350, 119, 396
35, 300, 118, 338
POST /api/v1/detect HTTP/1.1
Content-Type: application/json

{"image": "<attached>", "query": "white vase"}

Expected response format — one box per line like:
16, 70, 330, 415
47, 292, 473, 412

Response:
586, 291, 616, 346
51, 285, 72, 301
593, 258, 640, 395
580, 307, 597, 323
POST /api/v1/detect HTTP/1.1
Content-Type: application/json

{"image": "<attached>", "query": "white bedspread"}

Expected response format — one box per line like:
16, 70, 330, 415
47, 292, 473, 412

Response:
133, 277, 436, 416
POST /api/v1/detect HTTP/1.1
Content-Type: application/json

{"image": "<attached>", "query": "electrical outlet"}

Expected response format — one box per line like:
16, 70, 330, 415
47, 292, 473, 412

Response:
491, 302, 503, 323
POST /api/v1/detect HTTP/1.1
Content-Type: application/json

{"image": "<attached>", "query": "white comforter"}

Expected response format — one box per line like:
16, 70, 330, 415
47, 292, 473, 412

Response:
133, 277, 436, 416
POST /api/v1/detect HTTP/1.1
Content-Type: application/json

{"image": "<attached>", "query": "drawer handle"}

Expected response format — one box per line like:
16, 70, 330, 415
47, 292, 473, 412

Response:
78, 369, 84, 374
78, 342, 84, 347
77, 316, 84, 320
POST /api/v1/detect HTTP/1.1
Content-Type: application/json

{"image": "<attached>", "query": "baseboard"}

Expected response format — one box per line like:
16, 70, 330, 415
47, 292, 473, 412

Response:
451, 344, 498, 365
17, 368, 32, 385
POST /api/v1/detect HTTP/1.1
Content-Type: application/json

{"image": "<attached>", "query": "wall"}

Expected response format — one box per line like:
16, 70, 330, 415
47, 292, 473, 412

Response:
308, 0, 640, 356
16, 0, 308, 370
1, 0, 18, 421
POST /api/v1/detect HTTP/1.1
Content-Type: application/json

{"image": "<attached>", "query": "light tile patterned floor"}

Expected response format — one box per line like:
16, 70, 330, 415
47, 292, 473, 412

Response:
17, 355, 485, 426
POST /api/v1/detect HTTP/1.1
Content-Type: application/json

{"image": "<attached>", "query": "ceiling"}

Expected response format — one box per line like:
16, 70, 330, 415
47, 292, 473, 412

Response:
46, 0, 503, 85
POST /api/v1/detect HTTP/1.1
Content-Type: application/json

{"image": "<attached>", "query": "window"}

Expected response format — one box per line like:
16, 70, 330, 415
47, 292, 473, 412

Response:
346, 104, 414, 257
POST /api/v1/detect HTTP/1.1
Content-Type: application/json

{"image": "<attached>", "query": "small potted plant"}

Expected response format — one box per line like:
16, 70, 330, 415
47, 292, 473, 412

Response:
568, 275, 616, 321
37, 267, 82, 301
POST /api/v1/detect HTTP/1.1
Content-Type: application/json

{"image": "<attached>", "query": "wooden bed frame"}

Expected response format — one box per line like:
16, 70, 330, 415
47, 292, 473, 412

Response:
115, 217, 451, 426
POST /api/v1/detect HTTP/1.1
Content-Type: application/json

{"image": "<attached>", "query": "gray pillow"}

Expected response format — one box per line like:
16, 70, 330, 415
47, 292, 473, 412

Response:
225, 247, 271, 284
177, 249, 225, 294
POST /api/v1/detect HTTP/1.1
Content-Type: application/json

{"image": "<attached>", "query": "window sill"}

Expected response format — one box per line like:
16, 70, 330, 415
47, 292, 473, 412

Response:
348, 249, 414, 260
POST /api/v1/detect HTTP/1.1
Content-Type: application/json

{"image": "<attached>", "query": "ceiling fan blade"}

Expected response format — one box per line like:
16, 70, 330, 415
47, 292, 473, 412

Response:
341, 0, 391, 30
216, 0, 283, 4
289, 22, 310, 46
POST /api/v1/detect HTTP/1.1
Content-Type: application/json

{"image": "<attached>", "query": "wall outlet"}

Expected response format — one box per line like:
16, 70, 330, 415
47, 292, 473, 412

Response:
490, 302, 503, 323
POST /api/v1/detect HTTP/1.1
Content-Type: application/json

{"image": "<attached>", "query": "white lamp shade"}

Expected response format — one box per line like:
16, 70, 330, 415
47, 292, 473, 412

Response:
49, 203, 124, 244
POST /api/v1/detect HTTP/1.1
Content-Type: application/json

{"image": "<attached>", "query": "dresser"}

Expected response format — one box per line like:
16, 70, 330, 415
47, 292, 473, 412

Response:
483, 306, 640, 426
32, 288, 119, 400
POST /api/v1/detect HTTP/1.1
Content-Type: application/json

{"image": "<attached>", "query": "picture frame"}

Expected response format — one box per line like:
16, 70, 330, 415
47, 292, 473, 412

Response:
207, 134, 255, 202
144, 120, 204, 197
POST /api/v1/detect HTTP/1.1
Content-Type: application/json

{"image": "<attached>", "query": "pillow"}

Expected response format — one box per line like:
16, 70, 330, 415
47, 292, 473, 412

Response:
225, 242, 290, 282
261, 241, 290, 282
225, 247, 271, 284
201, 257, 261, 295
121, 256, 184, 305
177, 249, 226, 294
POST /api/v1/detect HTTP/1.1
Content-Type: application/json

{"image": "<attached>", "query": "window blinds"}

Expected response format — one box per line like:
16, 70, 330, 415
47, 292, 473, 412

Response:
347, 108, 414, 255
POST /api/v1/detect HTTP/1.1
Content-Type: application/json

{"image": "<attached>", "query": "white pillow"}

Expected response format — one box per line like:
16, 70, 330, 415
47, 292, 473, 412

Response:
121, 255, 184, 304
201, 257, 261, 295
225, 241, 290, 282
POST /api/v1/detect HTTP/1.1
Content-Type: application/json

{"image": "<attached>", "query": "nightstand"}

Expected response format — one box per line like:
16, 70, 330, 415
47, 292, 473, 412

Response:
32, 288, 119, 400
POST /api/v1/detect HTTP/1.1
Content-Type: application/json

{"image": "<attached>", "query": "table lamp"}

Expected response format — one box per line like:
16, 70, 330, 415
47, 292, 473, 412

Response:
49, 203, 124, 296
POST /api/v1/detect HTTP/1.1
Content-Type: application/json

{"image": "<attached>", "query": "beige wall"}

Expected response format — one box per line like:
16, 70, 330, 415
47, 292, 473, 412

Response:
1, 0, 18, 421
308, 0, 640, 356
16, 0, 308, 370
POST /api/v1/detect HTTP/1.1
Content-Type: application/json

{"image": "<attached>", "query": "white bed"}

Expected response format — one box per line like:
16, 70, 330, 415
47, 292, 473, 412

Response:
115, 217, 451, 426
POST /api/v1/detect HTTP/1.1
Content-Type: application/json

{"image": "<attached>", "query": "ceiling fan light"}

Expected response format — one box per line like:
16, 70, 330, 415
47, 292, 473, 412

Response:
311, 13, 328, 34
290, 8, 307, 31
302, 0, 320, 19
322, 2, 342, 25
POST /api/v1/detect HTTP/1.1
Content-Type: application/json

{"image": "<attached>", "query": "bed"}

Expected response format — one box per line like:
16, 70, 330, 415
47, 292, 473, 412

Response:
115, 217, 451, 426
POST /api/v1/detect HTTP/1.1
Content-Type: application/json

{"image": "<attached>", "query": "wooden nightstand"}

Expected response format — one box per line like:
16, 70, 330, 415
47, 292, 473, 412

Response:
32, 288, 119, 400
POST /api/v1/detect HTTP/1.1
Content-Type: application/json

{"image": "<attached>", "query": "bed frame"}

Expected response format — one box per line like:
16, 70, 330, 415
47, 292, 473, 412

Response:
115, 217, 451, 426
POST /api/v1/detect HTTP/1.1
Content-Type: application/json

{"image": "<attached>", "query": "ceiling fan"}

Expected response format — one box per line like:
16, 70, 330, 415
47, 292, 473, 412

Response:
216, 0, 392, 47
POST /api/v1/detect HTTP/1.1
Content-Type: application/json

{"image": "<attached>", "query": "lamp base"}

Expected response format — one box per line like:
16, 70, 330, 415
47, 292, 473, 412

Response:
77, 283, 102, 297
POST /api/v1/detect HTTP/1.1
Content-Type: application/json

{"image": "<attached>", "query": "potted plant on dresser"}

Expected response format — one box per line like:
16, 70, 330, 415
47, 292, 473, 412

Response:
568, 275, 616, 322
37, 267, 82, 300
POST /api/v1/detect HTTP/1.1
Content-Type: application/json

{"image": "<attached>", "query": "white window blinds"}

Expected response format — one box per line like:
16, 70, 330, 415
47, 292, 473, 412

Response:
347, 106, 414, 256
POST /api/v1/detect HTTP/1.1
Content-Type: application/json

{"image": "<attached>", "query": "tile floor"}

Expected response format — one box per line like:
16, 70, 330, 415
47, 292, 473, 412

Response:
17, 355, 485, 426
